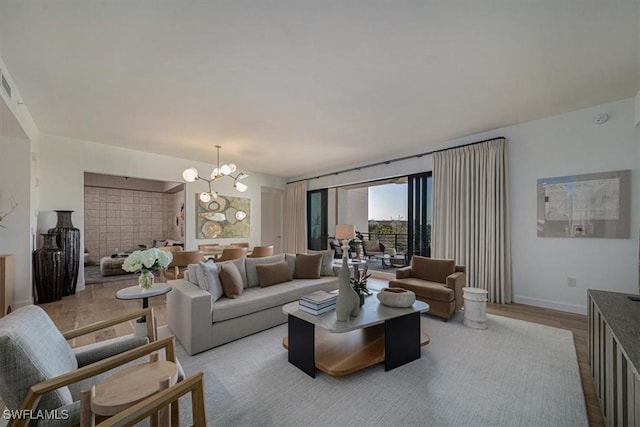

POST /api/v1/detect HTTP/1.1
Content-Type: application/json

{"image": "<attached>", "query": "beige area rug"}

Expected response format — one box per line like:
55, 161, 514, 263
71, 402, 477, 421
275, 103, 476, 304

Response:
174, 313, 588, 426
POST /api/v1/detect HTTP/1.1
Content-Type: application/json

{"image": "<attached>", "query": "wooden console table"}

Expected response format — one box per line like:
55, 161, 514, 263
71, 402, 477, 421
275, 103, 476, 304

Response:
0, 254, 13, 317
588, 289, 640, 426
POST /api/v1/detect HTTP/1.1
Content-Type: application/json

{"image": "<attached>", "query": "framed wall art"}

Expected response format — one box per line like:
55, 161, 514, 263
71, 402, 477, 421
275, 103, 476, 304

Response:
537, 169, 630, 238
196, 194, 250, 239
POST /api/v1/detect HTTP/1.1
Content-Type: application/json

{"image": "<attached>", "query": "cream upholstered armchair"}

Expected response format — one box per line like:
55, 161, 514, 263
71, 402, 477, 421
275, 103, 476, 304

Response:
389, 256, 466, 321
0, 305, 183, 427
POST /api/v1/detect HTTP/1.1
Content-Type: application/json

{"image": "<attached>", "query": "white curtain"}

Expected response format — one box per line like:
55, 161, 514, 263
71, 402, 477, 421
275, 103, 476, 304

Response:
432, 138, 512, 303
283, 181, 307, 254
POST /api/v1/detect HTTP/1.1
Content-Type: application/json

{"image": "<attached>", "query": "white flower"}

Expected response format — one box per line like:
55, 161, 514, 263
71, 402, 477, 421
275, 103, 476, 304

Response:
122, 248, 173, 273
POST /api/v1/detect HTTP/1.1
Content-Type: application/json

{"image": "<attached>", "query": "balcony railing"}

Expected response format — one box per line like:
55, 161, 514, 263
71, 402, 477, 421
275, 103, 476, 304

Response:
359, 232, 409, 253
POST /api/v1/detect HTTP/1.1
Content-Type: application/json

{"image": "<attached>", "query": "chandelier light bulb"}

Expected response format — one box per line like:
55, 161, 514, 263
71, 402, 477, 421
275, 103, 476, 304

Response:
182, 146, 248, 196
182, 168, 199, 182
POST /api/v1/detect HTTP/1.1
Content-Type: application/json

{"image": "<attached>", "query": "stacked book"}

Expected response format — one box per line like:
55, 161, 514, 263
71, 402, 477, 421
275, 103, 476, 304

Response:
298, 290, 338, 315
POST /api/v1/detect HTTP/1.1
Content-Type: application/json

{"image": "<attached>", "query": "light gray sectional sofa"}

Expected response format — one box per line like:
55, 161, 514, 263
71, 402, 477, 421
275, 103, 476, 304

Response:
167, 253, 338, 355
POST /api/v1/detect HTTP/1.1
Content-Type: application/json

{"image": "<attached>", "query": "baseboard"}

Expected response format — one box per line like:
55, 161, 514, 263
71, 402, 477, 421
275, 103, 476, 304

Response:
513, 294, 587, 315
13, 298, 33, 309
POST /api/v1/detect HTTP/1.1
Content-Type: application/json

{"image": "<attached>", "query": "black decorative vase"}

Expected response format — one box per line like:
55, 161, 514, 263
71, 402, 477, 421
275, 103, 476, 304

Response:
49, 210, 81, 295
33, 233, 64, 303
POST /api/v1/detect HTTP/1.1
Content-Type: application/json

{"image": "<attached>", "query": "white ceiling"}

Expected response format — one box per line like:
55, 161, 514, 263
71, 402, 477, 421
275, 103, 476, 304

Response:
0, 1, 638, 178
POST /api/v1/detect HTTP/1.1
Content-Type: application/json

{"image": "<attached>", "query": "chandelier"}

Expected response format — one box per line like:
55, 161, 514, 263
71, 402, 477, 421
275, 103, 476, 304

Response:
182, 145, 248, 203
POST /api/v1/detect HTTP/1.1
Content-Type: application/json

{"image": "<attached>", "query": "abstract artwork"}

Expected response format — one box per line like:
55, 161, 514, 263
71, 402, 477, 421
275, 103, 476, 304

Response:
537, 169, 630, 238
196, 194, 250, 239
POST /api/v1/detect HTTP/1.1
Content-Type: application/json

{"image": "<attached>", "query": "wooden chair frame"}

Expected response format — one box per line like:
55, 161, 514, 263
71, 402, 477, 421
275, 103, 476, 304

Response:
96, 373, 206, 427
9, 308, 178, 427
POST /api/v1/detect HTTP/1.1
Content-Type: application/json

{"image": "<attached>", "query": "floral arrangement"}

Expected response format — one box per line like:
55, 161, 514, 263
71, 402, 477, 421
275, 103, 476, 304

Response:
123, 248, 173, 273
351, 266, 372, 305
123, 248, 173, 289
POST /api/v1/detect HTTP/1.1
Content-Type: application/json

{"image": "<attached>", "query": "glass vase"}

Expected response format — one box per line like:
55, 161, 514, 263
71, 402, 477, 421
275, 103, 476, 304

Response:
139, 270, 154, 290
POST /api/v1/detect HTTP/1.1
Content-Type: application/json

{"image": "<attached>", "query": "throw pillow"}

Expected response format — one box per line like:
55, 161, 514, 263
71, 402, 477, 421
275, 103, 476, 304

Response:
187, 264, 200, 285
244, 254, 286, 287
307, 249, 334, 276
255, 261, 292, 287
196, 260, 224, 302
216, 257, 248, 288
293, 253, 323, 279
219, 262, 244, 298
284, 254, 296, 277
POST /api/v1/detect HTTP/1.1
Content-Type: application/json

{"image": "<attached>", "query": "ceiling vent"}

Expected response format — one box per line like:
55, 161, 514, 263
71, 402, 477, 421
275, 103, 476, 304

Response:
1, 73, 11, 98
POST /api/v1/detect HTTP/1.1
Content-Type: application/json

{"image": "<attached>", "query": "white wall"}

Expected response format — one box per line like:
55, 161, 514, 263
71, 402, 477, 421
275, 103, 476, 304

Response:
294, 98, 639, 314
38, 134, 286, 291
0, 136, 33, 306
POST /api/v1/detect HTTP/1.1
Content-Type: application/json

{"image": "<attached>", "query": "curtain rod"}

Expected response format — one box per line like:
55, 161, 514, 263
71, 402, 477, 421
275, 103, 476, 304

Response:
286, 136, 505, 184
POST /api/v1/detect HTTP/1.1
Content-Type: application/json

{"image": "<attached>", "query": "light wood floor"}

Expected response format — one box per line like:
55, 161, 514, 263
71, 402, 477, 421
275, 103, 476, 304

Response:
37, 278, 604, 426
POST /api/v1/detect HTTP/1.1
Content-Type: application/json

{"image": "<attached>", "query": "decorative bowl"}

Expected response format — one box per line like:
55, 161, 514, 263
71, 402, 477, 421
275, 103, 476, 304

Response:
377, 287, 416, 307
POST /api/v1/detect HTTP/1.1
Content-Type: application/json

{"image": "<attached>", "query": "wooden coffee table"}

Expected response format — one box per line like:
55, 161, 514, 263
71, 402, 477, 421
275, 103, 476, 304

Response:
282, 294, 429, 377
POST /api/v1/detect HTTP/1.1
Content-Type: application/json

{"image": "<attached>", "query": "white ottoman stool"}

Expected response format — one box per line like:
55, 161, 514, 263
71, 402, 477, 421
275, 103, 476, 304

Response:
462, 287, 488, 329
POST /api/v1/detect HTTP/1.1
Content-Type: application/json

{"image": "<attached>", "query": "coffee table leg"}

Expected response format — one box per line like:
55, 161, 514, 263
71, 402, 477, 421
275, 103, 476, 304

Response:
384, 312, 421, 371
288, 315, 315, 378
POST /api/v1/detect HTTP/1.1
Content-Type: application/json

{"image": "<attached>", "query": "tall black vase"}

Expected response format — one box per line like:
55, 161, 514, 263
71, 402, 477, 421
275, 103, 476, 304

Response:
33, 233, 64, 303
49, 210, 81, 295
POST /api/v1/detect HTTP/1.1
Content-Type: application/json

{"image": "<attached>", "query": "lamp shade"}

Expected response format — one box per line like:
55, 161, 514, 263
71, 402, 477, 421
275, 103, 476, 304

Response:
335, 224, 355, 240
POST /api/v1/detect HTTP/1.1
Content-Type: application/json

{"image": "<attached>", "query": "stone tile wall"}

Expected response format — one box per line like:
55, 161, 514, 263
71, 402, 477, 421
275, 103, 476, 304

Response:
84, 186, 178, 265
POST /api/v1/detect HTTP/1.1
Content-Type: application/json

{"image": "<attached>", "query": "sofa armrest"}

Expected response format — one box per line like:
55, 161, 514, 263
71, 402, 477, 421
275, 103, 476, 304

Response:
446, 271, 466, 310
396, 267, 412, 279
166, 279, 212, 355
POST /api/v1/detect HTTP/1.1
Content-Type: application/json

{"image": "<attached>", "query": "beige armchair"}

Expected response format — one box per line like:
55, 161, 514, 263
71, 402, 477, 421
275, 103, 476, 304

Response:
389, 256, 466, 321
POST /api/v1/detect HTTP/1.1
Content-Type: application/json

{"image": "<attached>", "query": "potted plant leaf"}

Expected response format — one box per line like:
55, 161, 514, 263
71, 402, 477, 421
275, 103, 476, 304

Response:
350, 265, 372, 306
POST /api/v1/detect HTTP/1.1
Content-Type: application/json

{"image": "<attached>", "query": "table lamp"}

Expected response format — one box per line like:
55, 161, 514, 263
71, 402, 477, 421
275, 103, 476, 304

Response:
335, 224, 355, 262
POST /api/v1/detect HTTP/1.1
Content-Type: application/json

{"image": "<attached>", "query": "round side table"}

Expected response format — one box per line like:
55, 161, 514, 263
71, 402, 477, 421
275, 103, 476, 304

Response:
116, 284, 172, 337
462, 287, 488, 329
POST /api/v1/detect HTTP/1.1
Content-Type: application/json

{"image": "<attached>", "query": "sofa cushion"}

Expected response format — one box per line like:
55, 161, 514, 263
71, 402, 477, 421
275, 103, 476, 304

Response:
244, 254, 286, 288
211, 277, 339, 322
216, 257, 247, 288
187, 264, 200, 285
294, 253, 322, 279
389, 278, 455, 302
256, 261, 292, 287
197, 260, 224, 302
285, 254, 296, 277
410, 256, 455, 283
307, 249, 334, 276
219, 262, 244, 299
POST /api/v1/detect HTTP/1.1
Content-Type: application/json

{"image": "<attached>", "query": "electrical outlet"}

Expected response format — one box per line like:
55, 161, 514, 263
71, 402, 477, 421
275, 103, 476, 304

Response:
567, 277, 577, 287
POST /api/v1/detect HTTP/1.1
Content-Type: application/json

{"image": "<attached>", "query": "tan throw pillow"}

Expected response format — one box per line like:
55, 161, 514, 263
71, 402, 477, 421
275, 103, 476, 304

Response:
219, 262, 244, 298
294, 253, 323, 279
255, 261, 292, 287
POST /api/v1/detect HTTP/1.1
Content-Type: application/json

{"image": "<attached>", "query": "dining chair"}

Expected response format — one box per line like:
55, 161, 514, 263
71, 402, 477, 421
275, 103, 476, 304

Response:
230, 242, 250, 248
197, 244, 220, 256
217, 247, 247, 262
247, 245, 274, 258
165, 250, 204, 280
159, 246, 183, 253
